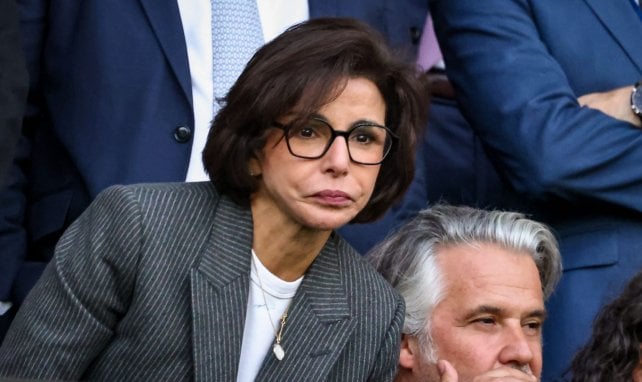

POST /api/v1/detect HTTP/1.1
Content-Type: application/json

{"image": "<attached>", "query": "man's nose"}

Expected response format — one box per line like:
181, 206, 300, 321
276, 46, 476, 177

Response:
497, 326, 536, 370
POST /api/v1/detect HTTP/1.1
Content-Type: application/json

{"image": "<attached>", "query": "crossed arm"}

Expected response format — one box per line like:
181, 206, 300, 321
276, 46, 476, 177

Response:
579, 86, 641, 128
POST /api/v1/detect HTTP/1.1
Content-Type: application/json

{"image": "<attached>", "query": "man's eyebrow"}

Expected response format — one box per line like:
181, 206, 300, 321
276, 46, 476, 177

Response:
460, 305, 548, 321
461, 305, 502, 321
524, 309, 548, 321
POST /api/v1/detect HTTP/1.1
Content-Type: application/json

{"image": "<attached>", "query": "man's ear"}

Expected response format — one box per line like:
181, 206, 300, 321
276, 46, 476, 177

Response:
399, 334, 421, 371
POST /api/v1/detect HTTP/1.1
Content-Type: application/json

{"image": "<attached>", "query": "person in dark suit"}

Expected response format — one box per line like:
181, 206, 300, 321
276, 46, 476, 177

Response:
0, 0, 428, 340
0, 18, 428, 380
429, 0, 642, 379
391, 12, 522, 228
0, 0, 29, 338
0, 0, 27, 188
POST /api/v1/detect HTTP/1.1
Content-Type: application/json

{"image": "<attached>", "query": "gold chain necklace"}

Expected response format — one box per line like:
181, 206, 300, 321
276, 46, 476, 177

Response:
251, 255, 290, 361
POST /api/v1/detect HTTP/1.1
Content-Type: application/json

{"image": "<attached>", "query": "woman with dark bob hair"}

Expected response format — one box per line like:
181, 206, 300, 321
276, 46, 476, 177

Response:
0, 18, 427, 381
569, 270, 642, 382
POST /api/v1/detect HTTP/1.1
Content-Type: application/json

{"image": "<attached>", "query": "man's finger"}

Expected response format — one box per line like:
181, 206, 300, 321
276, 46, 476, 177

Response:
438, 359, 458, 382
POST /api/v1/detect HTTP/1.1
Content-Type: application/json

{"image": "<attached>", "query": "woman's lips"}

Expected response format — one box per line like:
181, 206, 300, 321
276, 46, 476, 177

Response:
312, 190, 353, 206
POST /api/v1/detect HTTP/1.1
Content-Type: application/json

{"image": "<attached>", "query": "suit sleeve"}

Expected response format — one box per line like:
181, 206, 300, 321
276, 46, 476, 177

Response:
0, 0, 28, 188
0, 185, 142, 380
0, 0, 47, 305
430, 0, 642, 211
367, 294, 405, 382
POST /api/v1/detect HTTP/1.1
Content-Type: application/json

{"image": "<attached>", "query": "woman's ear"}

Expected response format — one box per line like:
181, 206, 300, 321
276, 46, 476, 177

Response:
248, 156, 262, 177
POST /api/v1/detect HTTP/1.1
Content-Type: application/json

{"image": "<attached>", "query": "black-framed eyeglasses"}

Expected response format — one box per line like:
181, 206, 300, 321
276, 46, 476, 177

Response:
273, 117, 396, 165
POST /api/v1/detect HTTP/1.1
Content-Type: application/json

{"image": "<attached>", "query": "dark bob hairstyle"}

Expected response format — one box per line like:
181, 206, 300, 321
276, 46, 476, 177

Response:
569, 270, 642, 382
203, 17, 428, 223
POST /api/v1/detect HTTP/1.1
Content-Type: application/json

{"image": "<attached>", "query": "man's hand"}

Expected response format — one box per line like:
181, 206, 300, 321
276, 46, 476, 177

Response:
438, 360, 538, 381
578, 85, 641, 128
438, 360, 458, 382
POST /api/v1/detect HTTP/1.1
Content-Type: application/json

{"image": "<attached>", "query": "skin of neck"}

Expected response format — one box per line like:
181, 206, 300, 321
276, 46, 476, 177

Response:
250, 194, 332, 282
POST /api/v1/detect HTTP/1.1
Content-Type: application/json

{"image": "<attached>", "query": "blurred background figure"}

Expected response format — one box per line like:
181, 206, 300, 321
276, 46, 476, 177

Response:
0, 0, 27, 187
430, 0, 642, 378
0, 0, 428, 341
393, 10, 520, 220
0, 0, 29, 337
570, 270, 642, 382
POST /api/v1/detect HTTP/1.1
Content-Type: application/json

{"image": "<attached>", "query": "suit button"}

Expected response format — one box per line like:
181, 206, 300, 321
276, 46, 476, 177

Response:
410, 26, 421, 45
174, 125, 192, 143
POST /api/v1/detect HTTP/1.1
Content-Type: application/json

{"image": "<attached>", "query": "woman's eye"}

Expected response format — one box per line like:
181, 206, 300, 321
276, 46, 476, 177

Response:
350, 125, 387, 146
291, 126, 317, 139
353, 133, 373, 144
299, 127, 315, 138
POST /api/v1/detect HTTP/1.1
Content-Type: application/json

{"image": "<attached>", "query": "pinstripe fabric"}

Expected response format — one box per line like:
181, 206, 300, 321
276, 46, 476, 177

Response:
0, 182, 404, 381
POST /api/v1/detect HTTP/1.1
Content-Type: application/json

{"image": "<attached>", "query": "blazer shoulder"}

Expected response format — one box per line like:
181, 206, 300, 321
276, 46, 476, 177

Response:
99, 181, 218, 199
97, 181, 219, 213
88, 182, 222, 250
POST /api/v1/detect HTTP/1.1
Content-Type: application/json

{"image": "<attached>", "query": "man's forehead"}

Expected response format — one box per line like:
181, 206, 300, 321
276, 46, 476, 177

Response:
436, 242, 539, 282
434, 243, 545, 314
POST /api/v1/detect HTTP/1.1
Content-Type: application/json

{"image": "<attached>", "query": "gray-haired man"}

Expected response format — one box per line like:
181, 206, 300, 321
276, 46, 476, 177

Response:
370, 204, 562, 382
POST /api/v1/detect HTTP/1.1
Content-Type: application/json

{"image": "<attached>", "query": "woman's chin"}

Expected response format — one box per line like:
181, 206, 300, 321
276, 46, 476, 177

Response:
300, 211, 356, 231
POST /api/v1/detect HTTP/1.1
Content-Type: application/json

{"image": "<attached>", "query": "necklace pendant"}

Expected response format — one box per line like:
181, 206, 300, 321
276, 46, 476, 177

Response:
273, 343, 285, 361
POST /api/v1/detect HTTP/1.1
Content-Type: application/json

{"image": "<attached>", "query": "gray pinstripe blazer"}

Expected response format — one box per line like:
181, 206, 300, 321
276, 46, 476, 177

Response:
0, 182, 404, 381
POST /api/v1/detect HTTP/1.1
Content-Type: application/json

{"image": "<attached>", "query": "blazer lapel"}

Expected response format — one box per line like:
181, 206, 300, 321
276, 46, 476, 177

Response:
191, 195, 254, 381
256, 236, 356, 380
138, 0, 193, 104
584, 0, 642, 72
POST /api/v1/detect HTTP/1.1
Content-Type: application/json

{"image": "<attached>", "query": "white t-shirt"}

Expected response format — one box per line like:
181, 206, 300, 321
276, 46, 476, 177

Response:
177, 0, 309, 182
236, 250, 303, 382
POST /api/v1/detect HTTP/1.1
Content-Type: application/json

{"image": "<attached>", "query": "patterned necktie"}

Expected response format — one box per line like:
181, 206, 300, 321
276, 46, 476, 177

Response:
416, 14, 443, 71
211, 0, 264, 109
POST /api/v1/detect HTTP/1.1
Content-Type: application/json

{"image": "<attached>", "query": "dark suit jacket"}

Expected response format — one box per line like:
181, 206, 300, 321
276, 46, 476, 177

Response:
430, 0, 642, 379
0, 0, 28, 188
392, 95, 524, 221
0, 182, 404, 381
0, 0, 428, 325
